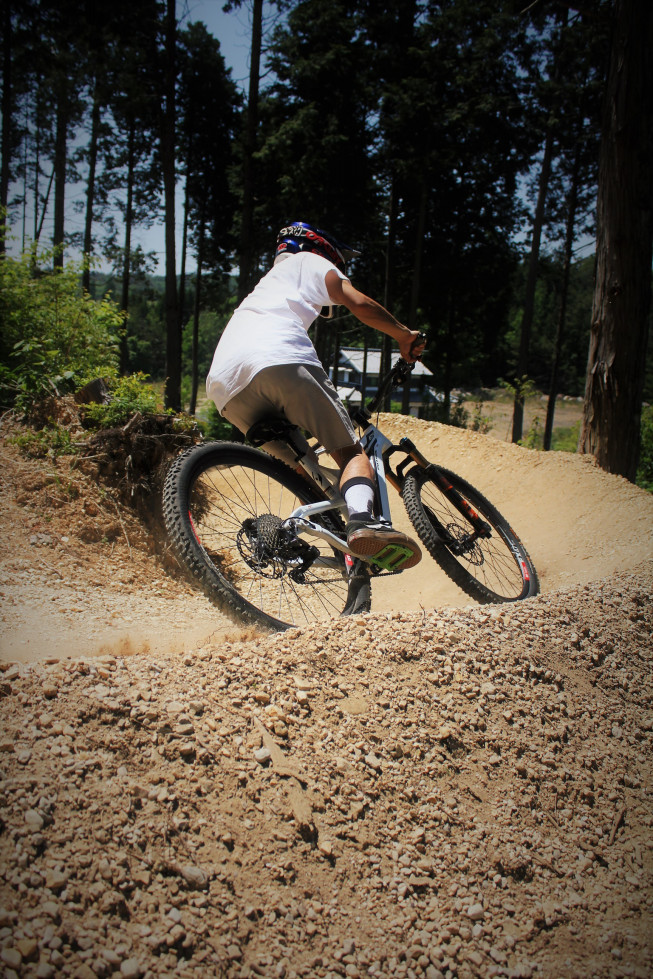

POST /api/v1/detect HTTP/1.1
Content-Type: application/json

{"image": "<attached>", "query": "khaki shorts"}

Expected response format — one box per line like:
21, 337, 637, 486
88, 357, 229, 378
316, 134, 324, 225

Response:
221, 363, 358, 468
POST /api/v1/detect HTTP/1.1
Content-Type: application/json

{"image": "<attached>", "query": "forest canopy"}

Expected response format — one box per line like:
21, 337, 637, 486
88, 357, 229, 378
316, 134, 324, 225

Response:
1, 0, 651, 477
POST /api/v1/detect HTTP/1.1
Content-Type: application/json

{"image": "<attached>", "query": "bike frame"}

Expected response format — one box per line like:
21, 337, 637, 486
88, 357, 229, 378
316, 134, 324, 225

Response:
282, 418, 396, 565
268, 353, 493, 569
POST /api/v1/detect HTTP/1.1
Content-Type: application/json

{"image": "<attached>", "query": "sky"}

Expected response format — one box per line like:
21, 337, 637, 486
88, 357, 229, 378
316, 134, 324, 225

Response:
178, 0, 253, 90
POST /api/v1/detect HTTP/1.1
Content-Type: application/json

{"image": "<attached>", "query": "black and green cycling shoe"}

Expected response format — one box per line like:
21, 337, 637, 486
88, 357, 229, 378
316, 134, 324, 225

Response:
346, 518, 422, 571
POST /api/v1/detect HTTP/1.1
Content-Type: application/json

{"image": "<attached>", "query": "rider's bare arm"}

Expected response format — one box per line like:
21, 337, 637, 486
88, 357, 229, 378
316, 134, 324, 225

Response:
325, 271, 425, 363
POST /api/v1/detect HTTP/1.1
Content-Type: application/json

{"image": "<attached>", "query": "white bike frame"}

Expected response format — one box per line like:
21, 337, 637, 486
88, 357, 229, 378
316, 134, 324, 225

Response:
282, 419, 395, 564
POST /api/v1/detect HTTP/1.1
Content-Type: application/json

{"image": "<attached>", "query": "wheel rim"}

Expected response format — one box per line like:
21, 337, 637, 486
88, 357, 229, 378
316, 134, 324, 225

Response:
419, 481, 529, 600
188, 459, 350, 627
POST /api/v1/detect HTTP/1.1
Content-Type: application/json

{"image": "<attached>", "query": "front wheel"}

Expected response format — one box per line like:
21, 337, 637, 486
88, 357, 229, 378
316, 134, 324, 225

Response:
403, 466, 539, 603
162, 441, 371, 631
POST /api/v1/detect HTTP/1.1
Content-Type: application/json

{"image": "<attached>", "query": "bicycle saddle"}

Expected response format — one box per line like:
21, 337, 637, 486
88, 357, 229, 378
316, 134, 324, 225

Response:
246, 417, 299, 447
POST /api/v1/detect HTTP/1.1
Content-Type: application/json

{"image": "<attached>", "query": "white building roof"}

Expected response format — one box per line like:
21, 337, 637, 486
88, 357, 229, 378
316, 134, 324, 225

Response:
339, 347, 432, 377
335, 385, 362, 404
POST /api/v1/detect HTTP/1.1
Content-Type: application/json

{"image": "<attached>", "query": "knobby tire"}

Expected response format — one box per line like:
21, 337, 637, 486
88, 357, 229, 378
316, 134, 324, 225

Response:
403, 466, 539, 603
163, 441, 371, 631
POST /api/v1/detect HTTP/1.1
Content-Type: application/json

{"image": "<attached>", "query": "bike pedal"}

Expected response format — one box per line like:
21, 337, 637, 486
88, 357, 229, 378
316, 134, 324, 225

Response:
368, 542, 415, 572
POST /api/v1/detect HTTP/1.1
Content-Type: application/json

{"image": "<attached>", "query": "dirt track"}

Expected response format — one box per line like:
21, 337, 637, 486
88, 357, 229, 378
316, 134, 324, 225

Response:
1, 414, 652, 662
0, 416, 652, 978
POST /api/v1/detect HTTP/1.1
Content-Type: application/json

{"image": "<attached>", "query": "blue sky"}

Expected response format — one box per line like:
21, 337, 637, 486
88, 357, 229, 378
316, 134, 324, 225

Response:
178, 0, 253, 90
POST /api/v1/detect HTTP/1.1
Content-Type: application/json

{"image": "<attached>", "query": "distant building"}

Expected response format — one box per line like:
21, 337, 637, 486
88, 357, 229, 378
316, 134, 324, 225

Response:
331, 347, 437, 416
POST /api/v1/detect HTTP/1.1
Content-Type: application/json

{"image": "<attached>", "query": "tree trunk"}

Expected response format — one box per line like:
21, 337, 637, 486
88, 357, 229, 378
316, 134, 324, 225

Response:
35, 166, 54, 245
579, 0, 653, 480
53, 100, 67, 269
33, 106, 54, 247
82, 92, 100, 292
179, 173, 189, 335
189, 214, 205, 416
511, 127, 554, 442
162, 0, 180, 411
119, 122, 136, 374
33, 118, 40, 242
403, 178, 427, 415
543, 145, 581, 451
0, 0, 12, 254
443, 298, 455, 423
237, 0, 262, 301
361, 337, 369, 403
382, 176, 398, 410
20, 110, 27, 250
332, 321, 341, 391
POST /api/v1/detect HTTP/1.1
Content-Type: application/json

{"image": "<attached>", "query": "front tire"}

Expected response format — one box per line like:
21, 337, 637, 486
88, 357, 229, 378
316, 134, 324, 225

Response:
403, 466, 539, 603
163, 442, 371, 631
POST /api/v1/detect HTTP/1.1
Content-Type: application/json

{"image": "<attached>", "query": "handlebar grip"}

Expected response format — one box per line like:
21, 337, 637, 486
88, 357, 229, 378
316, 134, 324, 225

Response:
409, 331, 427, 360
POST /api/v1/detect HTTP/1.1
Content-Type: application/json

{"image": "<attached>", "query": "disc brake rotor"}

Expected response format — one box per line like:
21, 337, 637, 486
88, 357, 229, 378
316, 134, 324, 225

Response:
446, 522, 484, 566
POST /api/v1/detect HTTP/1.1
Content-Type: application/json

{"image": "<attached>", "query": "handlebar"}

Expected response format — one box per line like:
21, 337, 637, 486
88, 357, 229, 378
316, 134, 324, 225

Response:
349, 331, 427, 425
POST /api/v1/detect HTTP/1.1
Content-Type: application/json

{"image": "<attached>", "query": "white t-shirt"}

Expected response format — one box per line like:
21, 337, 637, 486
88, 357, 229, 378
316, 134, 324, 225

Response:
206, 252, 348, 412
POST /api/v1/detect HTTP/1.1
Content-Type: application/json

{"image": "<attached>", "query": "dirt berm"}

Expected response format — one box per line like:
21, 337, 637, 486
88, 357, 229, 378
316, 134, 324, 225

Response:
0, 414, 651, 979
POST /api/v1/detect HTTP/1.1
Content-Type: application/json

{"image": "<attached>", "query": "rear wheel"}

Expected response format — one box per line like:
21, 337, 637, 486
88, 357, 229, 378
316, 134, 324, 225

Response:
403, 466, 539, 603
163, 442, 371, 631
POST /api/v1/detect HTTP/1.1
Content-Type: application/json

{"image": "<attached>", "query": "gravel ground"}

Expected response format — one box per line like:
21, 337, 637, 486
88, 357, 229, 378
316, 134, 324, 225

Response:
0, 420, 651, 979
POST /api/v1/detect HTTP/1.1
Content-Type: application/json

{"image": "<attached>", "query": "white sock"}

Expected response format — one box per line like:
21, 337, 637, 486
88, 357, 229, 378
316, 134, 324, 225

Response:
341, 477, 375, 519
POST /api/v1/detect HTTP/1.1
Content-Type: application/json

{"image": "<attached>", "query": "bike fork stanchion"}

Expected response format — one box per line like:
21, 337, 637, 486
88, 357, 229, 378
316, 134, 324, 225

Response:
397, 437, 491, 537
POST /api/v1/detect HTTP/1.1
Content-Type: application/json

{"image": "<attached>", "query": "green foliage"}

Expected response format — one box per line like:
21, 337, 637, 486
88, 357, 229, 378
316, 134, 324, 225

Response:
522, 415, 543, 450
0, 248, 123, 410
180, 304, 234, 389
81, 373, 164, 429
468, 401, 493, 435
637, 405, 653, 492
201, 401, 238, 441
500, 375, 538, 406
9, 424, 78, 459
506, 255, 595, 395
550, 420, 580, 453
420, 400, 469, 429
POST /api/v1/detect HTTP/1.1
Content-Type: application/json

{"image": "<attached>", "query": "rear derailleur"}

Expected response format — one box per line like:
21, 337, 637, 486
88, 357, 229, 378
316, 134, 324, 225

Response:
238, 514, 320, 582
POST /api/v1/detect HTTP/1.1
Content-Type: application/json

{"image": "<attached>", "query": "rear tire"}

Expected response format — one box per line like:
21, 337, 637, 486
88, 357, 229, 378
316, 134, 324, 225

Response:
403, 466, 539, 603
163, 441, 371, 631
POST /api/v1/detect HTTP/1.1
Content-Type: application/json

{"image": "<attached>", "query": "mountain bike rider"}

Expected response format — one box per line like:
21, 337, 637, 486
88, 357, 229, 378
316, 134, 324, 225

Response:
206, 220, 425, 570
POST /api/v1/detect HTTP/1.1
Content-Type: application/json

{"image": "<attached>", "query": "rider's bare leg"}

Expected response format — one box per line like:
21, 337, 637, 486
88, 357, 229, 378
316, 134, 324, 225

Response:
331, 443, 374, 488
332, 443, 422, 568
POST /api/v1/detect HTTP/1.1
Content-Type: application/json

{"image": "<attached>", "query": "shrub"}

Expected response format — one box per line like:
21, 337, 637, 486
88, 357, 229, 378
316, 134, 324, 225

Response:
202, 401, 238, 441
81, 373, 164, 429
0, 246, 123, 410
522, 415, 543, 450
551, 420, 581, 453
468, 401, 493, 434
420, 399, 469, 429
9, 424, 78, 459
637, 405, 653, 492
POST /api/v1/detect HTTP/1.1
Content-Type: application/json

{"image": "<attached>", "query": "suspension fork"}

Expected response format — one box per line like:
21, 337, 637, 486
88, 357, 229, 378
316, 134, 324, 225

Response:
386, 437, 491, 538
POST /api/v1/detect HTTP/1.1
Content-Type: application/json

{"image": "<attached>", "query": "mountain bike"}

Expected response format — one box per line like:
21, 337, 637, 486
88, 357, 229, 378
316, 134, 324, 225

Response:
163, 357, 539, 631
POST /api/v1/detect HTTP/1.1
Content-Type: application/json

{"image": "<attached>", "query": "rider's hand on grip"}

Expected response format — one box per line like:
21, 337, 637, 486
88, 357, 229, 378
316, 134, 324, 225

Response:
411, 332, 427, 360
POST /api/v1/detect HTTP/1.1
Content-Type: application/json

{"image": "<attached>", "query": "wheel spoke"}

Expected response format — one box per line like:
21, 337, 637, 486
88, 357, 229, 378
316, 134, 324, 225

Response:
186, 455, 354, 627
404, 468, 538, 603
